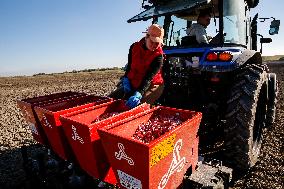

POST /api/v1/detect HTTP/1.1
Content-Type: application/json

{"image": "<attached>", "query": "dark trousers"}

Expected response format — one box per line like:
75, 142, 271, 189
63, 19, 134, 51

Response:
109, 84, 164, 105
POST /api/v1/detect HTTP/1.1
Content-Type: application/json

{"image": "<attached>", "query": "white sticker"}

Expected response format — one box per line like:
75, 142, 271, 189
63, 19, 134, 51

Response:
117, 170, 142, 189
192, 56, 199, 68
42, 115, 52, 128
71, 125, 84, 144
158, 139, 186, 189
115, 143, 134, 166
29, 123, 39, 135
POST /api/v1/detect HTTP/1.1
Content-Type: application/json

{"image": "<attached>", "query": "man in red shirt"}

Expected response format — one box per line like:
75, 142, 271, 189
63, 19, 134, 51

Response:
109, 24, 165, 108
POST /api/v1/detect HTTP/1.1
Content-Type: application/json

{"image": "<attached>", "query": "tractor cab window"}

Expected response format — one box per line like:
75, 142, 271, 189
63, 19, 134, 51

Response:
223, 0, 247, 45
157, 15, 218, 47
157, 15, 187, 47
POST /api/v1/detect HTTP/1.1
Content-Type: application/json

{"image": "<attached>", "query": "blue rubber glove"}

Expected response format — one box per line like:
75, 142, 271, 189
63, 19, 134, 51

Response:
121, 77, 131, 93
126, 91, 142, 108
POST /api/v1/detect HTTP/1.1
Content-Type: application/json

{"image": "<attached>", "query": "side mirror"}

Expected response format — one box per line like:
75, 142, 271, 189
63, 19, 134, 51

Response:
257, 34, 272, 54
260, 38, 272, 43
269, 19, 280, 35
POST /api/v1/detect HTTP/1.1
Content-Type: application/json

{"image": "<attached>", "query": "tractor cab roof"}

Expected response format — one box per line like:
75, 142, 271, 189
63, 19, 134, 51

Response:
128, 0, 220, 23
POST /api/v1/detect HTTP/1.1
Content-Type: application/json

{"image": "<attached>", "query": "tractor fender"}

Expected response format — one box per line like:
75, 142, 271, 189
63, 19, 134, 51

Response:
234, 50, 262, 67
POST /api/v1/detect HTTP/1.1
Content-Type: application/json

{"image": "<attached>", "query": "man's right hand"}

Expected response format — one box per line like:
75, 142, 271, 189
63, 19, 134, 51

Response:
126, 91, 142, 109
121, 77, 131, 93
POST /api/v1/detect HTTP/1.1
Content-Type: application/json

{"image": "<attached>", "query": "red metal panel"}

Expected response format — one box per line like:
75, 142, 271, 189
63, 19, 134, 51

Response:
34, 95, 111, 160
16, 91, 87, 145
98, 106, 202, 189
60, 101, 151, 184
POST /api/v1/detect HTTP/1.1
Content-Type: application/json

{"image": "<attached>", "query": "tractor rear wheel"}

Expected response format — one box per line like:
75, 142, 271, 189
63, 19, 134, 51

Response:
224, 64, 268, 175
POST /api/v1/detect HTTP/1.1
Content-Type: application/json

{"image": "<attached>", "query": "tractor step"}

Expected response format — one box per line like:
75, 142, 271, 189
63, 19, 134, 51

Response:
184, 158, 233, 189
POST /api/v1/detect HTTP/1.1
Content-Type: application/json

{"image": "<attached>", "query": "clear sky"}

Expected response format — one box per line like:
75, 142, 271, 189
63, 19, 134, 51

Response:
0, 0, 283, 76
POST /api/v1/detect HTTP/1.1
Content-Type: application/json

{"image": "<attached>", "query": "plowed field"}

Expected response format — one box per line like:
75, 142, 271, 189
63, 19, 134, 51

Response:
0, 65, 283, 188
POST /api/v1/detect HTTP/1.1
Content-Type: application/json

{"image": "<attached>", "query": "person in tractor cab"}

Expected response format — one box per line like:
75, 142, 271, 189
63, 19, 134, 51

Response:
186, 9, 212, 44
109, 24, 164, 108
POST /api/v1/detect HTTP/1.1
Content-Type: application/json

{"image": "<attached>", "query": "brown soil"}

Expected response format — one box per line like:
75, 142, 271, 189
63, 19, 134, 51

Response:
0, 65, 283, 189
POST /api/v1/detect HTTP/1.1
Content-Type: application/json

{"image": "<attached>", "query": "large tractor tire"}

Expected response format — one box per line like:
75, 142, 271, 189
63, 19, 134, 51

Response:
224, 64, 268, 175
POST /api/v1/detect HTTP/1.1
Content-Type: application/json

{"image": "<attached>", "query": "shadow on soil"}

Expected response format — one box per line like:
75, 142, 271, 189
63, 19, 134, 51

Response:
0, 144, 113, 189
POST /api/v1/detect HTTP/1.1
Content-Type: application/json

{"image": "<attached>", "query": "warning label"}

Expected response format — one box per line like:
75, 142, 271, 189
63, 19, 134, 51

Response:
150, 134, 176, 167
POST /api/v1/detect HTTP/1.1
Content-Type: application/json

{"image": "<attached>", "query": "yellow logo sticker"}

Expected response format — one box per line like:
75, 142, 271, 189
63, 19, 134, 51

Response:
150, 134, 176, 167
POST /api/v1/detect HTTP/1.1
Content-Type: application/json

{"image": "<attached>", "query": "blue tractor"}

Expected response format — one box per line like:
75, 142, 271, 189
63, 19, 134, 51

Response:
128, 0, 280, 176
